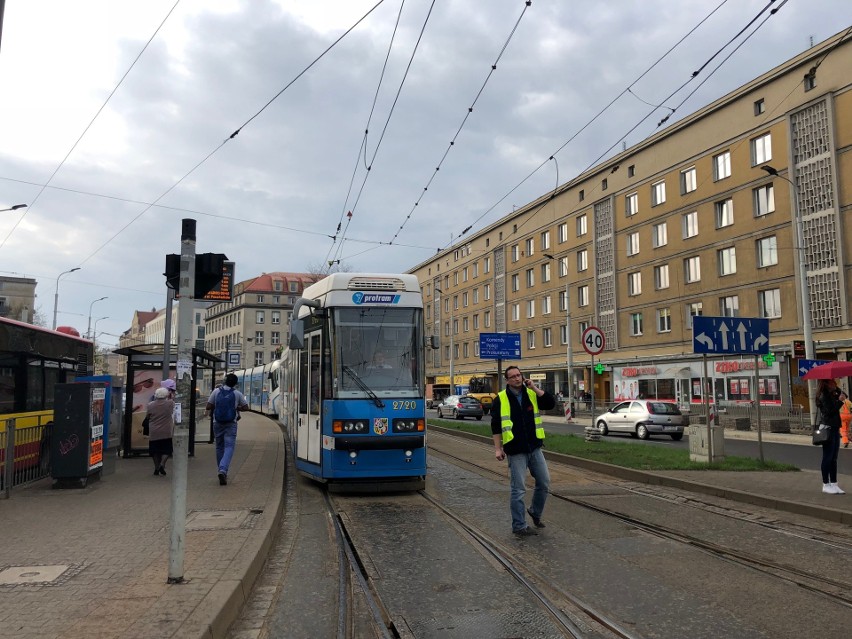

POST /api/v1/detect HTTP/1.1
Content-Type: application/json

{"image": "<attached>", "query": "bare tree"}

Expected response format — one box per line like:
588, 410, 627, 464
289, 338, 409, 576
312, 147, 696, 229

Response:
305, 260, 352, 278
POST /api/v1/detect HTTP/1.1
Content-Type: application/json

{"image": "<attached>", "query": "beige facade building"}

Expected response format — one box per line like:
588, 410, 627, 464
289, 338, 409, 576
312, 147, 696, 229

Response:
410, 30, 852, 411
0, 276, 36, 324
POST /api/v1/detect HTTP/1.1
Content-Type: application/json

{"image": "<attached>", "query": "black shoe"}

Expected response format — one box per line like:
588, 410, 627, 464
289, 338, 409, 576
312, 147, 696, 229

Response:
527, 508, 545, 528
512, 527, 538, 537
158, 466, 166, 476
153, 468, 160, 476
218, 472, 227, 486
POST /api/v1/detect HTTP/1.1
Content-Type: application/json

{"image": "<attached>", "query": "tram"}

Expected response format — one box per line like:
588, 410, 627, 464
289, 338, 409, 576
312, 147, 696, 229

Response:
0, 317, 93, 476
280, 273, 428, 490
232, 358, 281, 415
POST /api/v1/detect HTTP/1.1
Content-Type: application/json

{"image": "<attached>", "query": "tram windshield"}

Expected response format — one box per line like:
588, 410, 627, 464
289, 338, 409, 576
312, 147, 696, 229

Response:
333, 307, 422, 398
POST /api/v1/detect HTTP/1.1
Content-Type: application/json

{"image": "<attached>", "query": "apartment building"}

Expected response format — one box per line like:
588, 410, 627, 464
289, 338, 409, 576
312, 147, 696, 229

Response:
410, 29, 852, 411
0, 276, 36, 324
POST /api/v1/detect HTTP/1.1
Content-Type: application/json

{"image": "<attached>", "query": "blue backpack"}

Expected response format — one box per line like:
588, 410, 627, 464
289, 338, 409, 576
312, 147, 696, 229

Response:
214, 386, 237, 423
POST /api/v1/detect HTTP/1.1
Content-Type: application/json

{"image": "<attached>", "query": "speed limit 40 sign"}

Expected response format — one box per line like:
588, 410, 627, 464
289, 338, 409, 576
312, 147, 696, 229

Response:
581, 326, 605, 355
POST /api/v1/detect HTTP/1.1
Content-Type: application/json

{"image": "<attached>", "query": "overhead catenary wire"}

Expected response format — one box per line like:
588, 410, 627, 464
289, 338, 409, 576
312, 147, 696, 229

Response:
0, 0, 183, 252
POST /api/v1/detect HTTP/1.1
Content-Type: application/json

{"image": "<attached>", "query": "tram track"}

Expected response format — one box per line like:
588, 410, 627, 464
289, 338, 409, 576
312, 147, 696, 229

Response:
428, 433, 852, 610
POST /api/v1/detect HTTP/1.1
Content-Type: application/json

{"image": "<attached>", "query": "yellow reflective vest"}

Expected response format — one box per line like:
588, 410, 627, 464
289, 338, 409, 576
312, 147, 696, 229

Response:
498, 388, 545, 445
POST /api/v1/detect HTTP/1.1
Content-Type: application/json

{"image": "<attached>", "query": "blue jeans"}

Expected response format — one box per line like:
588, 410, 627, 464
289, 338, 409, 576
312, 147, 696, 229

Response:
507, 447, 551, 532
214, 421, 238, 475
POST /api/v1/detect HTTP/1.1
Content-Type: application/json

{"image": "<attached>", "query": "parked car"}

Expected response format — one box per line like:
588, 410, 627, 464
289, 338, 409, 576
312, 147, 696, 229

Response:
436, 395, 484, 420
595, 399, 688, 440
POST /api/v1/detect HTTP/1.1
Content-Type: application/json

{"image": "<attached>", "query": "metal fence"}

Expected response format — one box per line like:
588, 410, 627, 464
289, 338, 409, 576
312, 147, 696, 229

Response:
1, 418, 53, 498
714, 401, 808, 432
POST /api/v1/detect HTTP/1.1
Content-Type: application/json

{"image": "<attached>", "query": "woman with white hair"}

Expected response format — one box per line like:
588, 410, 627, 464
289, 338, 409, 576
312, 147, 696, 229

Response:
146, 386, 175, 476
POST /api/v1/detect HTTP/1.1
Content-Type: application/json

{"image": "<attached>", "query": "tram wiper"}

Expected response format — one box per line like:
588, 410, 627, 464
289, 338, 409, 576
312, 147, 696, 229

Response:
342, 366, 385, 408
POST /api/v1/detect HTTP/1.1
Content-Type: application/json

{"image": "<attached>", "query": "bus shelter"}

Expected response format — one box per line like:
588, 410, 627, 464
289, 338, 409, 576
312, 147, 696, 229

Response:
114, 344, 222, 457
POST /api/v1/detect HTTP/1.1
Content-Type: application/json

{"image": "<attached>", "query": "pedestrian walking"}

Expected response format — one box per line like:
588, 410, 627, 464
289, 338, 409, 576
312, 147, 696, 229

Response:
146, 387, 174, 476
815, 378, 845, 494
491, 365, 556, 536
206, 373, 248, 486
840, 390, 851, 449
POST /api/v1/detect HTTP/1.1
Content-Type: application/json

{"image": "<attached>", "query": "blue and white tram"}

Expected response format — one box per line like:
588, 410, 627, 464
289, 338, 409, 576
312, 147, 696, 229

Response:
281, 273, 427, 490
232, 359, 281, 416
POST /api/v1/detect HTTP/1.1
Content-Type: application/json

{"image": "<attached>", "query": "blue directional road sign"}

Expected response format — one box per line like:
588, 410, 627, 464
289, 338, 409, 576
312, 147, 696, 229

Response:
479, 332, 521, 360
692, 316, 770, 355
797, 358, 829, 377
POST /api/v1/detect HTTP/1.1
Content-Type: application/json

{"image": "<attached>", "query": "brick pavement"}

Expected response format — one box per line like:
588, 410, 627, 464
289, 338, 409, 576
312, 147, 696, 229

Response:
0, 413, 284, 639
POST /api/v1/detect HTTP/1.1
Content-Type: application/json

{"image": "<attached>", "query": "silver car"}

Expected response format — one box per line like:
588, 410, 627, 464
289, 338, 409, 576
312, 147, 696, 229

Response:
595, 400, 688, 440
436, 395, 484, 420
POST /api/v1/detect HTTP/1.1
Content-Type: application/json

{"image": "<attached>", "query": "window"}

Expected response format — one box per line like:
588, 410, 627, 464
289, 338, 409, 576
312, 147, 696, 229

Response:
462, 267, 468, 282
804, 72, 816, 92
484, 284, 491, 300
754, 98, 765, 115
558, 223, 568, 243
657, 308, 671, 333
256, 310, 265, 324
289, 281, 298, 292
473, 314, 480, 329
463, 317, 469, 332
628, 271, 642, 296
256, 294, 265, 303
540, 231, 550, 250
525, 238, 535, 257
720, 295, 739, 317
453, 271, 459, 286
579, 189, 585, 202
654, 264, 669, 290
630, 312, 643, 336
271, 331, 281, 345
713, 151, 731, 180
541, 263, 551, 283
543, 327, 552, 347
444, 345, 450, 360
576, 214, 587, 236
718, 247, 737, 275
680, 166, 697, 194
254, 331, 264, 345
453, 295, 459, 311
628, 165, 635, 177
527, 300, 535, 318
626, 232, 639, 256
511, 274, 520, 292
473, 288, 479, 304
751, 132, 772, 165
686, 302, 703, 328
625, 192, 638, 216
527, 330, 536, 349
559, 256, 569, 277
578, 285, 589, 306
560, 324, 568, 345
684, 256, 701, 283
463, 342, 470, 358
484, 257, 491, 273
715, 198, 734, 228
484, 310, 491, 327
474, 342, 480, 356
462, 292, 469, 307
271, 311, 281, 324
682, 211, 698, 238
757, 236, 778, 267
651, 180, 666, 206
602, 178, 608, 191
559, 289, 568, 312
652, 222, 668, 248
759, 289, 781, 318
526, 268, 535, 288
511, 244, 520, 262
577, 249, 588, 272
542, 295, 551, 315
255, 352, 264, 366
511, 303, 520, 321
753, 184, 775, 217
453, 319, 458, 335
472, 262, 478, 278
578, 320, 589, 339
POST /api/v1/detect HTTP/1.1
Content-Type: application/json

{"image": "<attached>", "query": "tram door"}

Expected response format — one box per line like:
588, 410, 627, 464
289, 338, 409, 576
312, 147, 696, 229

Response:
297, 332, 322, 464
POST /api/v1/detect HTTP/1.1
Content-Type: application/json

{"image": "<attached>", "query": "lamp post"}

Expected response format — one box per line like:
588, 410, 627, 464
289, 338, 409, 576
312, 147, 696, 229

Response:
86, 296, 108, 339
52, 267, 81, 330
544, 254, 574, 416
0, 203, 27, 212
761, 164, 816, 424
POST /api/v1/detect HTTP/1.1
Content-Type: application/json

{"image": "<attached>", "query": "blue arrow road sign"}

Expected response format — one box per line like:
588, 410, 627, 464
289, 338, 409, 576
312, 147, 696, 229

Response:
479, 332, 521, 359
798, 358, 829, 377
692, 316, 770, 355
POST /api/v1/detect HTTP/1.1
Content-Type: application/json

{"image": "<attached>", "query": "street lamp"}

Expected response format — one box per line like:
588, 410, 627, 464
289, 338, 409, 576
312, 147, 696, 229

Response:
52, 267, 81, 330
434, 284, 454, 394
86, 296, 108, 339
544, 254, 574, 416
761, 164, 816, 424
1, 204, 27, 212
93, 316, 109, 336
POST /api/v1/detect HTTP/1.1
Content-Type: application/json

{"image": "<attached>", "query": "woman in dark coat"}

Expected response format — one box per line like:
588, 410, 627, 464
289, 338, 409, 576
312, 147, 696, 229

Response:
815, 378, 844, 494
146, 387, 174, 476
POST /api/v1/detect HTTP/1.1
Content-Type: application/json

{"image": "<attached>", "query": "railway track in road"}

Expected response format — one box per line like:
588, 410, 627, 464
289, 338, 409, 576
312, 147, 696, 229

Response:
428, 431, 852, 610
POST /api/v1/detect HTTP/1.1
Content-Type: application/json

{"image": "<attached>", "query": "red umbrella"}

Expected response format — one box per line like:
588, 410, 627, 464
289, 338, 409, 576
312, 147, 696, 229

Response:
802, 360, 852, 380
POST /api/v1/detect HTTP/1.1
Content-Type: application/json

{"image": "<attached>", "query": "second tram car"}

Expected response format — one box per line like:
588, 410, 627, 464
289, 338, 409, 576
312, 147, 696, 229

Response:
233, 359, 281, 415
280, 273, 427, 489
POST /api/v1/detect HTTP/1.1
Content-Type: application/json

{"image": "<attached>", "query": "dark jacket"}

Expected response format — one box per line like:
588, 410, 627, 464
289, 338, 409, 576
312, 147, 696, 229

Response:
490, 386, 555, 455
816, 387, 842, 430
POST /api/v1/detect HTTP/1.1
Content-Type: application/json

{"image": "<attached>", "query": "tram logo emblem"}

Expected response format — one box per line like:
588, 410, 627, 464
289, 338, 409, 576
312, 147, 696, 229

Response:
352, 292, 401, 305
373, 418, 389, 435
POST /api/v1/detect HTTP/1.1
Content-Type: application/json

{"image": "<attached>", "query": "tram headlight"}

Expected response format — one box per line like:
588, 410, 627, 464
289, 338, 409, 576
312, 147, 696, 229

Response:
392, 418, 424, 433
334, 420, 368, 433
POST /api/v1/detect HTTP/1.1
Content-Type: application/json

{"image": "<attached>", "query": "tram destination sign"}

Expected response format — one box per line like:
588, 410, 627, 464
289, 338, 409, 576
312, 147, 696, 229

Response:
692, 316, 770, 355
479, 332, 521, 360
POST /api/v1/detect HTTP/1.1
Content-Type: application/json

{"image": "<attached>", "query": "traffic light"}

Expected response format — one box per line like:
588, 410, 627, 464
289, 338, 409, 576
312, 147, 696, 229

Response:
163, 252, 227, 298
164, 254, 180, 290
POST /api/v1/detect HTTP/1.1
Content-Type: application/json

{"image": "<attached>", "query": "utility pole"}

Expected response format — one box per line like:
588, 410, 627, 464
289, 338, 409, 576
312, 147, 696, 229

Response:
168, 219, 196, 583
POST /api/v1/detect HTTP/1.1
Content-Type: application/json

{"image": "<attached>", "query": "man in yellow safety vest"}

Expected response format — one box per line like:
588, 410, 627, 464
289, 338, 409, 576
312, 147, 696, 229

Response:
490, 365, 556, 536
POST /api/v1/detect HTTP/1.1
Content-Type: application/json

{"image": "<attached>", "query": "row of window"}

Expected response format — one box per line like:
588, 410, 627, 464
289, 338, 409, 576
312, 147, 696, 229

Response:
207, 331, 284, 353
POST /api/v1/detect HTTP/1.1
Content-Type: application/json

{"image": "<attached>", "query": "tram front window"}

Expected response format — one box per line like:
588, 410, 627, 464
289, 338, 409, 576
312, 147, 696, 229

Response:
335, 307, 420, 397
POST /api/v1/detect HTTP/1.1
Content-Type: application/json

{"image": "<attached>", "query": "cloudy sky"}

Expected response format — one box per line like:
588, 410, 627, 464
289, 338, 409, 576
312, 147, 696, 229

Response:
1, 0, 849, 347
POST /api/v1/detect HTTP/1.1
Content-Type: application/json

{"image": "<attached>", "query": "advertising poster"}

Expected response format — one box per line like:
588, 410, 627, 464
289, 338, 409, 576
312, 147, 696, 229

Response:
130, 370, 176, 450
730, 380, 740, 395
89, 387, 105, 471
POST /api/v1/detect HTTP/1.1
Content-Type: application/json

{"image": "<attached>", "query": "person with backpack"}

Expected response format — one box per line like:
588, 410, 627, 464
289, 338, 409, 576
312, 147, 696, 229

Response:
206, 373, 248, 485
